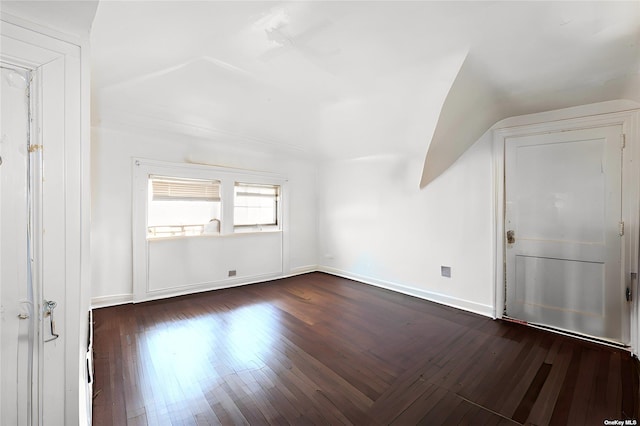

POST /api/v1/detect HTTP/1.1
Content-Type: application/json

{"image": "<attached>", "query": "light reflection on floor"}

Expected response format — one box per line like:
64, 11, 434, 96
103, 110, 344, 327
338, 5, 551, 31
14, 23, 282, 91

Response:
141, 301, 282, 403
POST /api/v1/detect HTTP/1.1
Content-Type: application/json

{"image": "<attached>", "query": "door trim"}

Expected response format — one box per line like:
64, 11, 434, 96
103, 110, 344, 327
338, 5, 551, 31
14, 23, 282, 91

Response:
1, 16, 90, 426
491, 102, 640, 353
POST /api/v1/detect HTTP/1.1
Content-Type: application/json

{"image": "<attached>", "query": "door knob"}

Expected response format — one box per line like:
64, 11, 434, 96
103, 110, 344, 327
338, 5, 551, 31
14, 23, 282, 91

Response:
507, 230, 515, 244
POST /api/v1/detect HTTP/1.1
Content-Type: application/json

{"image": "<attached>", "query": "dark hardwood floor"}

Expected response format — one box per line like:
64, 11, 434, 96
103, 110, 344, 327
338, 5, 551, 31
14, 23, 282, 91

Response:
92, 272, 639, 425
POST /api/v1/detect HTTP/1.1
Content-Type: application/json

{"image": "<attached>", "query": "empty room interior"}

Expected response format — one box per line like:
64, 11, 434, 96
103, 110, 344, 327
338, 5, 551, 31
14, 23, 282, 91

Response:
1, 1, 640, 425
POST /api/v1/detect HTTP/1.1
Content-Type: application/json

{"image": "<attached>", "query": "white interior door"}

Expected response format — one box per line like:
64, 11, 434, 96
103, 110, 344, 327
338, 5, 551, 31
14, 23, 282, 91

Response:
0, 66, 33, 425
505, 125, 628, 344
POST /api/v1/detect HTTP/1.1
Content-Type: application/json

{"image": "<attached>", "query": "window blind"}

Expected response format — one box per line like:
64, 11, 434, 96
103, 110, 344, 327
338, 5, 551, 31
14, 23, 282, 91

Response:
151, 176, 221, 201
234, 183, 279, 198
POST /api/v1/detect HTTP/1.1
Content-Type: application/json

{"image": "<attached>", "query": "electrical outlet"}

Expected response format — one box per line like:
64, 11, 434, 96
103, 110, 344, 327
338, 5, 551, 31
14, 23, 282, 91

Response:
441, 266, 451, 278
228, 270, 236, 277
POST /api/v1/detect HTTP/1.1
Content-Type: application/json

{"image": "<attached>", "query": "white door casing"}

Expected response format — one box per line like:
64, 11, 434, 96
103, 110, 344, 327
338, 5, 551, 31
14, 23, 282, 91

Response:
1, 17, 87, 425
504, 125, 626, 343
493, 104, 640, 353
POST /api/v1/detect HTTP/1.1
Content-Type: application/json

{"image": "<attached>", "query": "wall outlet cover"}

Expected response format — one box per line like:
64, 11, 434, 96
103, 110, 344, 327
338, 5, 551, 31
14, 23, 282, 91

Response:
441, 266, 452, 278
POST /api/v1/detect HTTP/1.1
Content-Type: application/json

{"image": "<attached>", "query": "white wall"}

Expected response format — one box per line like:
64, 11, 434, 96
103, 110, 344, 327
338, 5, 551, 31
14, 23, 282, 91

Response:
92, 123, 495, 315
317, 132, 495, 316
91, 126, 317, 305
93, 103, 638, 353
147, 232, 283, 296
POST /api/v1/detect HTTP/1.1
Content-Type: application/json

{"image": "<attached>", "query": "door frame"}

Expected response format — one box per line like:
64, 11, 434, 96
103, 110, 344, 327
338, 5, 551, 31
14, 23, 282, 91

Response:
492, 102, 640, 353
0, 15, 91, 425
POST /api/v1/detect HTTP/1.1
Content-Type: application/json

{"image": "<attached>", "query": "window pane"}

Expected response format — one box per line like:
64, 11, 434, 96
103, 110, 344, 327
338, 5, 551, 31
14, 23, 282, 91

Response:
148, 177, 222, 238
234, 183, 279, 228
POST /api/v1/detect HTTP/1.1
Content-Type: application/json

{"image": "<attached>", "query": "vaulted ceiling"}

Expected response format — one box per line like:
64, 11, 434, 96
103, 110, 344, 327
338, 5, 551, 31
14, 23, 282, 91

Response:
5, 1, 640, 184
91, 1, 475, 160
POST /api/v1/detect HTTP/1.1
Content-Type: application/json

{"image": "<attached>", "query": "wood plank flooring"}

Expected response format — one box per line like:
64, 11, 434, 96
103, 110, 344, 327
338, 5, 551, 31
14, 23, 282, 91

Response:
92, 272, 639, 425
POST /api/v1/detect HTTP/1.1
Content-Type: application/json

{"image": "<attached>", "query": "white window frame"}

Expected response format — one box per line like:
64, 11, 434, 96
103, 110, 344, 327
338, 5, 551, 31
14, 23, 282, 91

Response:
233, 182, 281, 232
132, 158, 289, 302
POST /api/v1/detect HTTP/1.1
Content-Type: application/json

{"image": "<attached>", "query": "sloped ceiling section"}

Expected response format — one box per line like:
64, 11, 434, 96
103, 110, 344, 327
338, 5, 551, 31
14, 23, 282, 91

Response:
89, 1, 640, 174
420, 53, 508, 188
0, 0, 98, 37
421, 1, 640, 188
90, 1, 472, 160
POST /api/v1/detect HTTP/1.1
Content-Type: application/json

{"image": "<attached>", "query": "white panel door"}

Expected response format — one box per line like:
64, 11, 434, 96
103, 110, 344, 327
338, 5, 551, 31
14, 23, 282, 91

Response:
0, 66, 32, 425
505, 125, 627, 343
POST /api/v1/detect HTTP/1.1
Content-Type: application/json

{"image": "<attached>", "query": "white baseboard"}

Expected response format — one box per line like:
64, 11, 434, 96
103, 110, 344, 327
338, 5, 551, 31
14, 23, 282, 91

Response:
91, 293, 133, 309
91, 265, 494, 319
286, 265, 317, 276
136, 272, 283, 303
90, 267, 317, 308
317, 266, 494, 318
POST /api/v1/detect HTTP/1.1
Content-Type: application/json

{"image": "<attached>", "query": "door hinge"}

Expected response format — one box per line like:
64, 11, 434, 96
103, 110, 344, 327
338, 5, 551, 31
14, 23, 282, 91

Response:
626, 286, 632, 302
621, 134, 626, 149
619, 221, 625, 236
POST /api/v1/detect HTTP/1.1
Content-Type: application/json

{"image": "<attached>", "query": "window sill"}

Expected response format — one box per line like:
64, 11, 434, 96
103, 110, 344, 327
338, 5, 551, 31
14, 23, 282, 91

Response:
233, 226, 280, 234
147, 230, 281, 242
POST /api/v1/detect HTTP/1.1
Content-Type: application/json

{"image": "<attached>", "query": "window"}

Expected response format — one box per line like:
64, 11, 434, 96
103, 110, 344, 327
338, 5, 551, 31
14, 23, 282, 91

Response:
234, 183, 279, 230
147, 176, 221, 238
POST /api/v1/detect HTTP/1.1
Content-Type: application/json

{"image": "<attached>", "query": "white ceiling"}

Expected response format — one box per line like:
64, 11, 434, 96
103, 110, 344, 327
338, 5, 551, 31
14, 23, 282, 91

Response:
56, 1, 640, 162
1, 0, 98, 37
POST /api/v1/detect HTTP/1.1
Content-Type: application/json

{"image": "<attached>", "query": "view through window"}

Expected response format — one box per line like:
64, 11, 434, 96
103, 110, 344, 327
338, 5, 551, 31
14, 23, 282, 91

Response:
234, 183, 279, 230
147, 176, 221, 237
